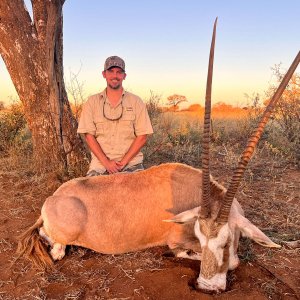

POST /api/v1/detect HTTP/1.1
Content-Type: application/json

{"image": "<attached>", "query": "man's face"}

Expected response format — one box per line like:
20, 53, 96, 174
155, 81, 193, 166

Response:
102, 67, 126, 90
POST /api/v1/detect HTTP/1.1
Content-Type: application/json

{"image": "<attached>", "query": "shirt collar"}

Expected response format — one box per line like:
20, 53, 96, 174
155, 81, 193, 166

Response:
100, 89, 126, 107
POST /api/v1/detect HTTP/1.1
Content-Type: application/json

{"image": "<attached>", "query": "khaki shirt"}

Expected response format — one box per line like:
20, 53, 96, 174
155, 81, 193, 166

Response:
77, 89, 153, 173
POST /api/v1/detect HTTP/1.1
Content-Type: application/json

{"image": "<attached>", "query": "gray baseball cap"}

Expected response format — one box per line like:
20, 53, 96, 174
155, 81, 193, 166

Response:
104, 56, 125, 72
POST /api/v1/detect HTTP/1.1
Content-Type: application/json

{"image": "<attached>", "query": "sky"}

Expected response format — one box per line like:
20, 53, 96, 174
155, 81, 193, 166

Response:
0, 0, 299, 107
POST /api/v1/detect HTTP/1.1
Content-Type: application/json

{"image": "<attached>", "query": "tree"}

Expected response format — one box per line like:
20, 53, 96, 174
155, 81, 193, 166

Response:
166, 94, 187, 111
0, 0, 88, 173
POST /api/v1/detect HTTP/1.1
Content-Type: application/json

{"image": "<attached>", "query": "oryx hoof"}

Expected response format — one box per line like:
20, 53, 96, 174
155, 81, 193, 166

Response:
50, 243, 66, 261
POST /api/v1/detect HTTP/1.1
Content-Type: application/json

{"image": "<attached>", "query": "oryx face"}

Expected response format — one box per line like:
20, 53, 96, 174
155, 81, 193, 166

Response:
168, 201, 281, 293
194, 218, 239, 292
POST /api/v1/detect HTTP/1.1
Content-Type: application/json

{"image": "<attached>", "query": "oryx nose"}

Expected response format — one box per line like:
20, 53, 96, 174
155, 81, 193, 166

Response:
196, 275, 227, 294
195, 282, 223, 295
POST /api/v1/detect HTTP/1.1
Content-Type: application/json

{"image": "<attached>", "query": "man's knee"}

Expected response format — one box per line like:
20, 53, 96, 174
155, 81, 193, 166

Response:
123, 163, 144, 173
86, 170, 103, 177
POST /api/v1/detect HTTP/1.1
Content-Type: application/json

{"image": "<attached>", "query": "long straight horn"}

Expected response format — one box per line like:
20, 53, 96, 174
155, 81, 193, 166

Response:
217, 51, 300, 224
200, 18, 217, 219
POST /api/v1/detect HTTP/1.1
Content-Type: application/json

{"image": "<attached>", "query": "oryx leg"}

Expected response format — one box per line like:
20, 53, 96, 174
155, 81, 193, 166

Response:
39, 227, 66, 261
167, 222, 202, 260
174, 248, 202, 260
163, 247, 202, 260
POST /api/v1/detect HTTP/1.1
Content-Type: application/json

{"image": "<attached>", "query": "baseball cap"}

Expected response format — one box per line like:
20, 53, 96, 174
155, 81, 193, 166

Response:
104, 56, 125, 72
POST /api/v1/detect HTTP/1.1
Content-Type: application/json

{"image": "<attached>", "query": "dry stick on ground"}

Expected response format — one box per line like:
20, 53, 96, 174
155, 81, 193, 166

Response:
282, 240, 300, 249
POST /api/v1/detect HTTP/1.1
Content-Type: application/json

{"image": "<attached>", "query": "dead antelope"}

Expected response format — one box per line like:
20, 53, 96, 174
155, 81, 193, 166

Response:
17, 19, 300, 293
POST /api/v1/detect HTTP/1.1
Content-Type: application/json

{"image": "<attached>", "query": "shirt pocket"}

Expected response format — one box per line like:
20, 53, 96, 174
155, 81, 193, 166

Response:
119, 113, 135, 138
95, 121, 105, 137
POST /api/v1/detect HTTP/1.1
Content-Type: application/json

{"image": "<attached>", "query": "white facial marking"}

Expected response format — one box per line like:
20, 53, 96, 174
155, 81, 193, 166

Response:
207, 224, 230, 267
197, 272, 226, 291
195, 221, 231, 267
194, 220, 206, 247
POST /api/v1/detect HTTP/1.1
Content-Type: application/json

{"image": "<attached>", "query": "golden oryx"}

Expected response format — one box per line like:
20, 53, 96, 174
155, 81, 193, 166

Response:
17, 20, 300, 293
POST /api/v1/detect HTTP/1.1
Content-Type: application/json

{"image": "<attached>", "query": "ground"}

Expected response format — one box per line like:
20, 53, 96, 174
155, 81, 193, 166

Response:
0, 154, 299, 300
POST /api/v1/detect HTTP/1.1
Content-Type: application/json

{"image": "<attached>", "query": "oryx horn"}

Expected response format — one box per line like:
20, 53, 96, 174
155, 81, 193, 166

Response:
217, 51, 300, 224
200, 18, 217, 219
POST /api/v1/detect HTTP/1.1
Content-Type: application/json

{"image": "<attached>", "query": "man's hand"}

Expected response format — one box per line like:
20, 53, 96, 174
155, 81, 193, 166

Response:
84, 134, 123, 174
116, 161, 126, 171
103, 160, 123, 174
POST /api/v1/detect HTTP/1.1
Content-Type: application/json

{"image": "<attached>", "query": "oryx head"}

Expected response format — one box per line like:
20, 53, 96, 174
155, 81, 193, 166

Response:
169, 19, 300, 293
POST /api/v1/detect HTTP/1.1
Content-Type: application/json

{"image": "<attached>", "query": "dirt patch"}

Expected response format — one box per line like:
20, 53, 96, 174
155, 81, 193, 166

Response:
0, 156, 299, 299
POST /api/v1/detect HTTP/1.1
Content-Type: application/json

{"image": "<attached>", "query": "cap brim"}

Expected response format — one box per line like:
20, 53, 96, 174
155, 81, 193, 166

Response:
105, 66, 125, 72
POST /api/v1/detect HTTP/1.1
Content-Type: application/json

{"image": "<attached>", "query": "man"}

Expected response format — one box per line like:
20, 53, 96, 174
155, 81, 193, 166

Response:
77, 56, 153, 176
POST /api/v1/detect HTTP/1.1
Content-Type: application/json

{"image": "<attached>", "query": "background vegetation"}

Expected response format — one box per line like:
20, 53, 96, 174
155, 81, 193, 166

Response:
0, 71, 299, 176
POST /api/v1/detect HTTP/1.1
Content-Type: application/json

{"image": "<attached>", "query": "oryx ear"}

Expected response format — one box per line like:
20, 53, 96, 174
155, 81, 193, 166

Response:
163, 206, 200, 224
236, 215, 281, 248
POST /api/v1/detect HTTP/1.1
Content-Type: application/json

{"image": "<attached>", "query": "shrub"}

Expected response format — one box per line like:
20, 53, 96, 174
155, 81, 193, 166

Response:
264, 67, 300, 166
145, 91, 162, 121
144, 112, 202, 167
0, 102, 32, 155
143, 103, 295, 170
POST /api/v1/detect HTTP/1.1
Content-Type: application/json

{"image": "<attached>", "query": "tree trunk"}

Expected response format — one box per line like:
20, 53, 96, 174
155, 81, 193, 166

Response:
0, 0, 88, 173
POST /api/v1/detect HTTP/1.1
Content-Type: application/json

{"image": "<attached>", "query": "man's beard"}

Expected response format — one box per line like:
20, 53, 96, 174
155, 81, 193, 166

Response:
108, 82, 121, 90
